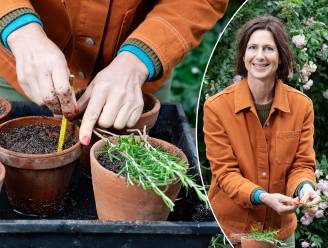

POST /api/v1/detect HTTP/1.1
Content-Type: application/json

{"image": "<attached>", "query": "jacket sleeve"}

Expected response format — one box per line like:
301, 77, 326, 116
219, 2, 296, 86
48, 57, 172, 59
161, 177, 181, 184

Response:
128, 0, 228, 92
0, 1, 34, 18
203, 99, 260, 209
286, 100, 316, 197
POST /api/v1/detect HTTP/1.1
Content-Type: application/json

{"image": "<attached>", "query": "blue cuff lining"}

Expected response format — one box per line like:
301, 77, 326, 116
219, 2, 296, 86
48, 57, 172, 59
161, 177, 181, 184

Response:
251, 189, 266, 205
296, 181, 315, 197
117, 44, 154, 81
1, 13, 43, 50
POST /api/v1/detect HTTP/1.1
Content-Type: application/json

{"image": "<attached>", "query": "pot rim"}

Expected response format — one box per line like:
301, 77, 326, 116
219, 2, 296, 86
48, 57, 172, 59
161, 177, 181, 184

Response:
0, 97, 11, 120
0, 116, 81, 159
141, 92, 160, 118
90, 136, 188, 183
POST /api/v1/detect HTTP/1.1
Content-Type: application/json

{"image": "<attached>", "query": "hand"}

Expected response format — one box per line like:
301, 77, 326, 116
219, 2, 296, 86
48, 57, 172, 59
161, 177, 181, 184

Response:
7, 23, 76, 116
299, 184, 321, 215
260, 193, 299, 215
76, 51, 148, 145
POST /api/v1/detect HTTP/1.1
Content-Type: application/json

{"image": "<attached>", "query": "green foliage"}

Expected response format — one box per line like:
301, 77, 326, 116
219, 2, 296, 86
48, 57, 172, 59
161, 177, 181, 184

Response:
97, 134, 207, 211
246, 229, 286, 247
209, 234, 232, 248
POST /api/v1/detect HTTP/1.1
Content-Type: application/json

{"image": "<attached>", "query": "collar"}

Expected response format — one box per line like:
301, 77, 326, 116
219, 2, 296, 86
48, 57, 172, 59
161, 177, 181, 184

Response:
234, 79, 290, 114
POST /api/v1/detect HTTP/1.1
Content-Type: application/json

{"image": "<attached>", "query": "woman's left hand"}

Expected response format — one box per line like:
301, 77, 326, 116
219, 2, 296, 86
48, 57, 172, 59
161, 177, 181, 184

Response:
299, 184, 321, 214
300, 184, 320, 204
76, 51, 148, 145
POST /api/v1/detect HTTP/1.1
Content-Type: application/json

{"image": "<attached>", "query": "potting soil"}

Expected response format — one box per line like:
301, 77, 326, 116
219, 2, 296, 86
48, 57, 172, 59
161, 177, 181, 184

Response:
97, 152, 127, 176
143, 102, 154, 113
0, 124, 77, 154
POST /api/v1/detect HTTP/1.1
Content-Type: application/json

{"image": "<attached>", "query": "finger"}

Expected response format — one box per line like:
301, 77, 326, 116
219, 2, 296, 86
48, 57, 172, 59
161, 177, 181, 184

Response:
278, 205, 297, 215
21, 64, 43, 105
305, 192, 321, 205
112, 104, 134, 130
37, 71, 61, 114
97, 90, 125, 128
126, 105, 143, 128
26, 78, 43, 105
126, 88, 144, 128
76, 82, 94, 115
79, 87, 107, 145
300, 192, 311, 205
279, 195, 296, 206
52, 67, 76, 117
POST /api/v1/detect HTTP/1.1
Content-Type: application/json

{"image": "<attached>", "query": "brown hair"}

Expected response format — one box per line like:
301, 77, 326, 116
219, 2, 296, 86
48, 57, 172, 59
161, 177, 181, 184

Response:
234, 16, 293, 81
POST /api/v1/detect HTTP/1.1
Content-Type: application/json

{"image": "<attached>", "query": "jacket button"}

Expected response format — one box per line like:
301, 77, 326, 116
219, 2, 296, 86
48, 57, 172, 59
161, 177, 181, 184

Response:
85, 37, 95, 46
79, 71, 86, 79
262, 172, 267, 177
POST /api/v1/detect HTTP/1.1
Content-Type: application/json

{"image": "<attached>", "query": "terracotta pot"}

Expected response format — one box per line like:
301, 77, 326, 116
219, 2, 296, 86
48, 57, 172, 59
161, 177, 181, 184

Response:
0, 116, 81, 216
241, 237, 275, 248
0, 97, 11, 124
0, 162, 5, 193
79, 92, 160, 177
90, 136, 187, 221
129, 92, 160, 133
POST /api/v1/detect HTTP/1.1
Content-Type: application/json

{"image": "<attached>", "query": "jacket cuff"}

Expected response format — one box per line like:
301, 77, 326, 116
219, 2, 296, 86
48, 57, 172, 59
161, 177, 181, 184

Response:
118, 38, 163, 81
251, 188, 267, 205
0, 9, 42, 49
238, 182, 260, 208
295, 180, 315, 197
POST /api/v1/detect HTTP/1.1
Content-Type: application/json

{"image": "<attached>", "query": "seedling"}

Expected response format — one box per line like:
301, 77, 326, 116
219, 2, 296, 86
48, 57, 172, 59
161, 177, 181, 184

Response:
244, 228, 286, 247
94, 128, 207, 211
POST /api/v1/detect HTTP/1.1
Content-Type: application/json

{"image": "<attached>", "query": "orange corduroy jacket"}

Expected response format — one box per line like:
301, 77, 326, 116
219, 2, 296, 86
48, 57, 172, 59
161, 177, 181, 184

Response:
203, 79, 316, 240
0, 0, 228, 96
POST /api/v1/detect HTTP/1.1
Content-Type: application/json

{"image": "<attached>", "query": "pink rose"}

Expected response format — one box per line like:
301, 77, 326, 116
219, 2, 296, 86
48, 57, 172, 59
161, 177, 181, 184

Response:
315, 209, 324, 219
292, 35, 306, 48
306, 17, 314, 27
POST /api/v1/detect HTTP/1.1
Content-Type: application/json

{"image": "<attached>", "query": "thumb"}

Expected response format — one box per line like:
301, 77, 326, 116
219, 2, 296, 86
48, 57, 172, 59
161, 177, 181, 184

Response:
279, 195, 296, 206
300, 190, 311, 204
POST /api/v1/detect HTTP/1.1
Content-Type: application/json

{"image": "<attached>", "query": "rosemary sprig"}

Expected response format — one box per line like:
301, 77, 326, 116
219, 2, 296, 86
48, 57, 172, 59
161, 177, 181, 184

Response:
246, 228, 287, 247
96, 132, 207, 211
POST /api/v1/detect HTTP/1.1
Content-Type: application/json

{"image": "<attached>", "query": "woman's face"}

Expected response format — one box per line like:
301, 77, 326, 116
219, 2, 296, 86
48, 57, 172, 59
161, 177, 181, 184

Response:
244, 29, 279, 82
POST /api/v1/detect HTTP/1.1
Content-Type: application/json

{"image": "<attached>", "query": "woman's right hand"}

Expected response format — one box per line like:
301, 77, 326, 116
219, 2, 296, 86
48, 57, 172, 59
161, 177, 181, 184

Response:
7, 23, 76, 117
260, 193, 299, 215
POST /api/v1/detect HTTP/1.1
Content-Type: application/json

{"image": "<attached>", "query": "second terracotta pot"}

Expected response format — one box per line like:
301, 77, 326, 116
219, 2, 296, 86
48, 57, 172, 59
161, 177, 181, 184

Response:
0, 97, 11, 124
0, 116, 81, 216
90, 136, 187, 221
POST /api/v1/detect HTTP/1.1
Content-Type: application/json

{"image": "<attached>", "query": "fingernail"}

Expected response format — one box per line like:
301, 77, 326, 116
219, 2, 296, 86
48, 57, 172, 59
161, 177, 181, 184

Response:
75, 105, 79, 114
81, 136, 90, 145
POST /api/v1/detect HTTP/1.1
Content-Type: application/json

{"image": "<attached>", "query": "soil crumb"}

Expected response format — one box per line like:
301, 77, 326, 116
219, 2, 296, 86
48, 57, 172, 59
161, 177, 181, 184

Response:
0, 124, 77, 154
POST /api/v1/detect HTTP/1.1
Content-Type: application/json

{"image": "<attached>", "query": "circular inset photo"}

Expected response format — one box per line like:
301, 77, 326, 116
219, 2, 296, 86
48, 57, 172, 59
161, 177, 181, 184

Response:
197, 1, 328, 247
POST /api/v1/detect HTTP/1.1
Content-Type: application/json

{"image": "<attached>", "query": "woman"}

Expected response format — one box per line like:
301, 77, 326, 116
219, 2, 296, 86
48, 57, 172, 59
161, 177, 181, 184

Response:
203, 16, 320, 246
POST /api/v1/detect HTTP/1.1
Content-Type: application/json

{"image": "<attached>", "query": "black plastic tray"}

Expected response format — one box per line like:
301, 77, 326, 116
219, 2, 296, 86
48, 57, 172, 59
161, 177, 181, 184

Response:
0, 103, 220, 248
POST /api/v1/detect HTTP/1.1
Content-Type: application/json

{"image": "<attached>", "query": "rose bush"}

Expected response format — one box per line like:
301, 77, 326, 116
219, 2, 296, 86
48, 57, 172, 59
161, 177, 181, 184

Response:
199, 0, 328, 246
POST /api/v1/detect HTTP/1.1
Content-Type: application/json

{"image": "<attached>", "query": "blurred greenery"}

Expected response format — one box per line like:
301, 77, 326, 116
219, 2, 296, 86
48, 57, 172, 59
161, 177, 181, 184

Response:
170, 0, 245, 127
